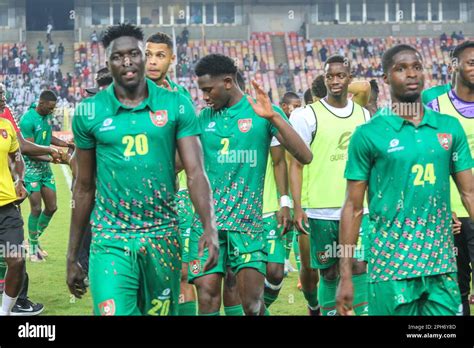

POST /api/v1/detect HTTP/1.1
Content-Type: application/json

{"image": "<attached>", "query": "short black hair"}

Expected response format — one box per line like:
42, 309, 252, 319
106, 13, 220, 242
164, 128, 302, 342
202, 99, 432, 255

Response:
195, 54, 237, 78
369, 79, 379, 97
281, 92, 300, 105
101, 23, 144, 49
451, 40, 474, 60
382, 44, 420, 73
236, 70, 246, 91
147, 32, 173, 50
96, 67, 112, 87
39, 90, 57, 102
324, 55, 350, 71
303, 89, 313, 105
311, 75, 327, 98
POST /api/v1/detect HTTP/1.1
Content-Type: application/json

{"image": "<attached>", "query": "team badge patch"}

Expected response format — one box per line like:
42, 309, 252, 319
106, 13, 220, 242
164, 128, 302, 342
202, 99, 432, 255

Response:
437, 133, 452, 150
98, 299, 116, 316
317, 251, 329, 264
0, 129, 7, 139
190, 260, 201, 275
238, 118, 252, 133
150, 110, 168, 127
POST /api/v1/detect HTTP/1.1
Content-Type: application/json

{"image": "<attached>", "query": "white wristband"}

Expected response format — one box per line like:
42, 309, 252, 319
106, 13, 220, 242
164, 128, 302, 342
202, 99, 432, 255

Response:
279, 195, 293, 208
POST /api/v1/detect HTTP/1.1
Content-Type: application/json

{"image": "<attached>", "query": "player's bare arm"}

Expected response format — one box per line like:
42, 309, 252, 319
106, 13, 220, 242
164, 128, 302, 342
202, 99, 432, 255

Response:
349, 80, 371, 107
336, 179, 367, 316
247, 80, 312, 165
289, 155, 308, 235
177, 135, 219, 272
66, 148, 96, 298
270, 145, 291, 235
453, 169, 474, 220
9, 149, 27, 204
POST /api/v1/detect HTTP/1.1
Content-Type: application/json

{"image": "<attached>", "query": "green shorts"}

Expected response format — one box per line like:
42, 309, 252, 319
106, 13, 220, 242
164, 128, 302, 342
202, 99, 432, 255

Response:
368, 273, 462, 316
309, 215, 369, 269
89, 232, 181, 316
263, 214, 285, 264
24, 166, 56, 193
188, 229, 267, 283
176, 190, 193, 264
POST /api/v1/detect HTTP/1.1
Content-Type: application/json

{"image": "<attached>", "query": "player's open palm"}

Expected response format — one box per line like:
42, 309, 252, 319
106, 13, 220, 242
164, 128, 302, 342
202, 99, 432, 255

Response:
247, 80, 274, 119
336, 278, 355, 316
199, 228, 219, 272
67, 261, 88, 299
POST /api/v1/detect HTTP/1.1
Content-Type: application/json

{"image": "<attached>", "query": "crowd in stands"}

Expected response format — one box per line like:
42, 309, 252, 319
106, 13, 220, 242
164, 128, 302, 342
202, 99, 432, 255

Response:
0, 28, 469, 130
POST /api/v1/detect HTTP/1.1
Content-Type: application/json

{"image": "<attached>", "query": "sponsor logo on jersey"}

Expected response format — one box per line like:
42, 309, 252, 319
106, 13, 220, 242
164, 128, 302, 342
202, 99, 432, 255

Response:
1, 129, 7, 139
437, 133, 452, 150
98, 299, 116, 316
238, 118, 252, 133
190, 260, 201, 275
150, 110, 168, 127
387, 138, 405, 153
99, 118, 116, 132
103, 118, 113, 127
336, 131, 352, 150
389, 138, 399, 147
205, 121, 216, 132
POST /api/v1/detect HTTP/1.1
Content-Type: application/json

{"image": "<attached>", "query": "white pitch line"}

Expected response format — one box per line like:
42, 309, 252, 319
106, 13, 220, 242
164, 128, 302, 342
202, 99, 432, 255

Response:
60, 164, 73, 190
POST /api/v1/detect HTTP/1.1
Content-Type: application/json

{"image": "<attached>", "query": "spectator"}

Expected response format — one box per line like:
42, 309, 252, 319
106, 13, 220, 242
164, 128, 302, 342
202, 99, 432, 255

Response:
367, 42, 374, 57
243, 54, 250, 71
305, 40, 313, 57
49, 41, 56, 58
275, 63, 284, 85
319, 45, 328, 62
268, 88, 273, 103
252, 53, 258, 72
14, 56, 21, 75
1, 56, 7, 74
338, 46, 345, 56
299, 22, 306, 38
451, 31, 458, 40
91, 30, 99, 48
440, 32, 447, 42
57, 43, 64, 65
441, 63, 448, 84
46, 23, 53, 43
303, 58, 308, 74
432, 62, 439, 81
11, 44, 18, 58
458, 31, 464, 40
36, 41, 44, 61
294, 64, 301, 75
181, 27, 189, 45
82, 66, 91, 84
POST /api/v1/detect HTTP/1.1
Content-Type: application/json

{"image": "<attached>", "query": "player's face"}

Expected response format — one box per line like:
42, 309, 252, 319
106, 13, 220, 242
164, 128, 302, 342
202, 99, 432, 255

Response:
198, 74, 232, 111
457, 47, 474, 89
385, 50, 424, 103
282, 99, 302, 117
324, 63, 352, 98
145, 42, 175, 83
38, 100, 57, 115
107, 36, 145, 89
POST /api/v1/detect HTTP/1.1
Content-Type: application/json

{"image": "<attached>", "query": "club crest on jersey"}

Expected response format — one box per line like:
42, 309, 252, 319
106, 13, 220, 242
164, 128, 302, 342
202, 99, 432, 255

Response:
0, 129, 7, 139
238, 118, 252, 133
98, 299, 116, 316
317, 251, 329, 264
190, 260, 201, 275
437, 133, 452, 150
150, 110, 168, 127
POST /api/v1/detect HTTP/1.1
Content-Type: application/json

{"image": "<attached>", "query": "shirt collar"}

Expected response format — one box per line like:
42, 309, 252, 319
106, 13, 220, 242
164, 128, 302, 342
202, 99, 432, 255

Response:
105, 78, 156, 115
377, 105, 438, 131
222, 95, 248, 118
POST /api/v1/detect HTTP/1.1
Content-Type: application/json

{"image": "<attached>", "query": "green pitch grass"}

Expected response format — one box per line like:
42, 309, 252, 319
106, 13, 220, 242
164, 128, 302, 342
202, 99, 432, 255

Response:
21, 165, 474, 315
21, 165, 308, 315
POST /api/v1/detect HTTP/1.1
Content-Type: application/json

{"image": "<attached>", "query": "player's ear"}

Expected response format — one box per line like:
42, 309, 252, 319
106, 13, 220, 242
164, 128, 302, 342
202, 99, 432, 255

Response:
382, 72, 388, 85
223, 76, 233, 90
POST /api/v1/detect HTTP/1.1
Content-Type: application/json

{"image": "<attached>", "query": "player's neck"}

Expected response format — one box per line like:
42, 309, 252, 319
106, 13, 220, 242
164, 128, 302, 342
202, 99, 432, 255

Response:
455, 81, 474, 103
391, 98, 424, 126
325, 94, 348, 108
114, 80, 148, 108
227, 90, 244, 108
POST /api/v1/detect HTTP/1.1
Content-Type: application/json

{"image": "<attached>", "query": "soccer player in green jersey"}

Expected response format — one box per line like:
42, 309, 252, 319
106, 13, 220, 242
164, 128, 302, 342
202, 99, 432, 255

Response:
66, 23, 218, 316
337, 44, 474, 316
19, 91, 74, 262
188, 53, 312, 315
145, 31, 197, 316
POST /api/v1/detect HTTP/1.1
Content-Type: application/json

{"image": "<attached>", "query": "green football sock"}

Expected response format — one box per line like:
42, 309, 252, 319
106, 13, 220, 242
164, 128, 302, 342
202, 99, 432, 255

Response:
293, 233, 301, 272
37, 211, 53, 238
178, 301, 197, 316
224, 304, 244, 316
199, 311, 220, 316
302, 287, 319, 308
263, 291, 279, 308
264, 306, 271, 316
28, 214, 40, 254
0, 259, 6, 281
318, 276, 338, 316
352, 273, 369, 316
